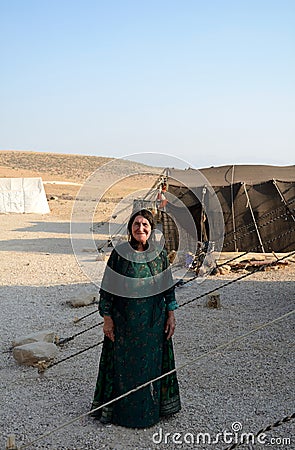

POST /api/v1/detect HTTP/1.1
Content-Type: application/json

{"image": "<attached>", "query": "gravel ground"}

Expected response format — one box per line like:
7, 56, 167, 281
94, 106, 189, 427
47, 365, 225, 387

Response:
1, 213, 294, 450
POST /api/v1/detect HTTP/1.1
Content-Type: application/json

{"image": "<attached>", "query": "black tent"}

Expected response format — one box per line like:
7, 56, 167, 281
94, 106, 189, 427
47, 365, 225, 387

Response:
165, 165, 295, 253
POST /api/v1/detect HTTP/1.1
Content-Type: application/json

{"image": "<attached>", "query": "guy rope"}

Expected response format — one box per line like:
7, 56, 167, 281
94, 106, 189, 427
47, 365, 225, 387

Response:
55, 205, 295, 341
36, 249, 295, 373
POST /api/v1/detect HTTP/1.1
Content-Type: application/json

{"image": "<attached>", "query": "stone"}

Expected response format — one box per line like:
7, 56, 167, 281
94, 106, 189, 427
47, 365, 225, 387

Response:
95, 254, 106, 261
206, 292, 221, 309
218, 265, 231, 275
13, 342, 59, 366
12, 330, 57, 348
168, 250, 177, 264
67, 293, 97, 308
249, 254, 266, 261
6, 434, 17, 450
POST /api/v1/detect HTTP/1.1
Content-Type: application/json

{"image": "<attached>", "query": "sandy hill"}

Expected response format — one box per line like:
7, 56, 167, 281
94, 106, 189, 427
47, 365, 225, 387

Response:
0, 151, 162, 220
0, 150, 160, 182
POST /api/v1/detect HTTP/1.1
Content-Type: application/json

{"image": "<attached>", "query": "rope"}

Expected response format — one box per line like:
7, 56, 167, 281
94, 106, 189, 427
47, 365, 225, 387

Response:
179, 250, 295, 308
72, 308, 100, 324
48, 250, 295, 367
223, 210, 294, 247
261, 225, 295, 249
20, 308, 295, 449
223, 412, 295, 450
179, 226, 295, 288
273, 179, 295, 222
176, 251, 249, 288
220, 197, 295, 256
55, 225, 295, 347
224, 197, 295, 239
37, 340, 104, 373
57, 321, 103, 346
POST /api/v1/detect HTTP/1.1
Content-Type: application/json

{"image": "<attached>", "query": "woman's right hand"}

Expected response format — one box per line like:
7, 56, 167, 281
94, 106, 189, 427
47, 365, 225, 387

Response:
103, 316, 115, 342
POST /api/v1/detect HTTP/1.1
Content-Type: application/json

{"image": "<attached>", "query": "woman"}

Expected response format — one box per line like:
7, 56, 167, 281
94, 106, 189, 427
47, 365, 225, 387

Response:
91, 209, 181, 428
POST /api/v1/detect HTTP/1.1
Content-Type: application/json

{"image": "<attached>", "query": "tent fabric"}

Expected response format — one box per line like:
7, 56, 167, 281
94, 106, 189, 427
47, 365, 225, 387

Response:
0, 178, 50, 214
167, 165, 295, 187
166, 165, 295, 252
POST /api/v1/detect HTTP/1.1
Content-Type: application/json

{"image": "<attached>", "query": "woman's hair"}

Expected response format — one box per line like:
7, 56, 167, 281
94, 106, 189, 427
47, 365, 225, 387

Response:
127, 209, 155, 249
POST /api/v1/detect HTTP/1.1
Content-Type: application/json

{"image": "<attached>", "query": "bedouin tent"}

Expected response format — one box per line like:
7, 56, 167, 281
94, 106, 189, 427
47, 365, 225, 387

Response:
165, 165, 295, 253
0, 178, 50, 214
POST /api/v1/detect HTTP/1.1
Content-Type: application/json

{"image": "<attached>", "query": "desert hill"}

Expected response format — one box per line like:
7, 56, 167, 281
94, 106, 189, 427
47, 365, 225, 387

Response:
0, 150, 160, 182
0, 150, 162, 220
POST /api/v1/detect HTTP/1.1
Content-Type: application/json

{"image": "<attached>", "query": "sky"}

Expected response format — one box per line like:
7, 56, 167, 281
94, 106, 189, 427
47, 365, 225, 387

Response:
0, 0, 294, 169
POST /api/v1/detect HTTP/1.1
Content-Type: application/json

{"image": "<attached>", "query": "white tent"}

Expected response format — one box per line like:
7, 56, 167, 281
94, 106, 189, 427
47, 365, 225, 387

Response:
0, 178, 50, 214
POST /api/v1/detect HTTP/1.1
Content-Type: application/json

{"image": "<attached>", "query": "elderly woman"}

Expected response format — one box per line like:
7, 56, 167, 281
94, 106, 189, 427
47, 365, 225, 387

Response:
91, 209, 181, 428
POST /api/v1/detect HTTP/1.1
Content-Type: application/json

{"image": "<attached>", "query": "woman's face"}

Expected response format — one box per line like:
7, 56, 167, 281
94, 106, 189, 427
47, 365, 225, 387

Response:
131, 215, 152, 245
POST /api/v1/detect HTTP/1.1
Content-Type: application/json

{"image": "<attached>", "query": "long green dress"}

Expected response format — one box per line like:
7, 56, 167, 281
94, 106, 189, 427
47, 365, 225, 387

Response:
91, 242, 181, 428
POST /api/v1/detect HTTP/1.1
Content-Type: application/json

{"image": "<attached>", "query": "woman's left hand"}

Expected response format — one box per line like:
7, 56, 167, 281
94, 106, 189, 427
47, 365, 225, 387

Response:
165, 311, 176, 340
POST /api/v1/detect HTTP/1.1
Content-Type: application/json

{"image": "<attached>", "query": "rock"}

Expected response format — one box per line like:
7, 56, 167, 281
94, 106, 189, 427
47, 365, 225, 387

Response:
218, 265, 231, 275
249, 254, 266, 261
95, 254, 106, 261
5, 434, 17, 450
67, 293, 97, 307
206, 292, 221, 308
168, 250, 177, 264
13, 342, 59, 366
12, 330, 57, 348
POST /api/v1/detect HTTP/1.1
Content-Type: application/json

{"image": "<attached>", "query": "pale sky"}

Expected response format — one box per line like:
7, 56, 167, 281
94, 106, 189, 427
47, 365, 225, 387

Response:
0, 0, 294, 169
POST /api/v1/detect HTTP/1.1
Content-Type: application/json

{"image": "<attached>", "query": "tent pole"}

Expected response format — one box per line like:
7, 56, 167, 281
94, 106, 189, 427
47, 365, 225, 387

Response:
230, 164, 238, 251
242, 183, 266, 253
200, 186, 207, 245
273, 179, 295, 222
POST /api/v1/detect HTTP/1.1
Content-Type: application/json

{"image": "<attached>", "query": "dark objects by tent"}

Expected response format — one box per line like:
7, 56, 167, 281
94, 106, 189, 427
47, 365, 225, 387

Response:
165, 165, 295, 253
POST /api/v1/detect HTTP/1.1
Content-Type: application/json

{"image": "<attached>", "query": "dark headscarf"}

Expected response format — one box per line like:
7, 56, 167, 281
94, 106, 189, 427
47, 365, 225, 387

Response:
127, 209, 155, 250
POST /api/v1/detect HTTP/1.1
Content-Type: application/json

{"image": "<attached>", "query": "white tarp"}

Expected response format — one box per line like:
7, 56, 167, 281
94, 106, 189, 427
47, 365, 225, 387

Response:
0, 178, 50, 214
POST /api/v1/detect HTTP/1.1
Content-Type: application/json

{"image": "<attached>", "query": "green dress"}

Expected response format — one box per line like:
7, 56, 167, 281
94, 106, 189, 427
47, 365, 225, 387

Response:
91, 242, 181, 428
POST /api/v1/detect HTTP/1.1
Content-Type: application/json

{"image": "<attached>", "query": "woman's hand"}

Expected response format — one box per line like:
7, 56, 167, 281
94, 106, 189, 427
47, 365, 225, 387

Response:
165, 311, 176, 340
103, 316, 115, 342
